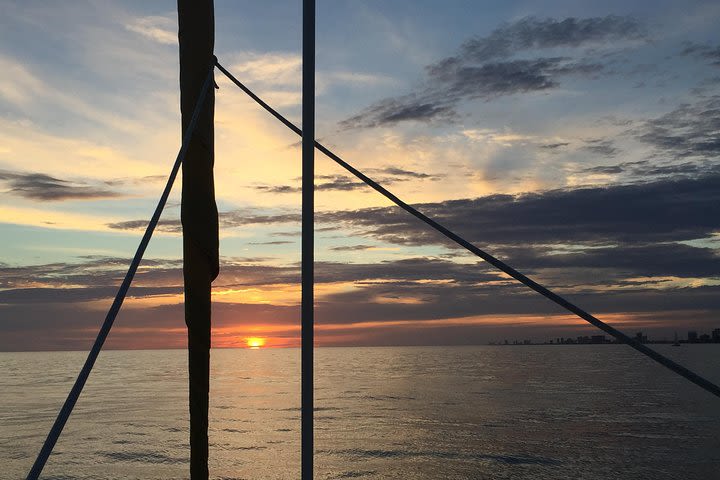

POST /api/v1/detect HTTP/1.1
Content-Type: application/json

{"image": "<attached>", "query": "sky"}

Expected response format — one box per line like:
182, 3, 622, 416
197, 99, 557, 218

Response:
1, 0, 719, 351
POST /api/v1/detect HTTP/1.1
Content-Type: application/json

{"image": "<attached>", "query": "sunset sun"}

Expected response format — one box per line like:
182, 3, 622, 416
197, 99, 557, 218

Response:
246, 337, 266, 349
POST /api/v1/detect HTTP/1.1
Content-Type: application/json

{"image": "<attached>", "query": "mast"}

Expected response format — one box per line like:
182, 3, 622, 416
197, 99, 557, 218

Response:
177, 1, 218, 479
301, 0, 315, 478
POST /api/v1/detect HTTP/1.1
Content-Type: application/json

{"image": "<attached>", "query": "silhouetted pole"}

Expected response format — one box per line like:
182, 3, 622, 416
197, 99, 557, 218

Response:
301, 0, 315, 479
178, 1, 219, 479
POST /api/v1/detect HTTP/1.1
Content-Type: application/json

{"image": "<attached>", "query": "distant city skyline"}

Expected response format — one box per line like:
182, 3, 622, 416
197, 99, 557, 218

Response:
1, 1, 720, 350
489, 327, 720, 346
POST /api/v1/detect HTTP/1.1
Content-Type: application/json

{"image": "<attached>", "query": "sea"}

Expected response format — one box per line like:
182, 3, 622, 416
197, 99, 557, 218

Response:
1, 345, 719, 480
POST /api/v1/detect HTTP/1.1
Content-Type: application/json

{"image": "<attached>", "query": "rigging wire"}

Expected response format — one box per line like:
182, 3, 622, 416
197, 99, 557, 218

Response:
214, 59, 720, 399
25, 66, 216, 480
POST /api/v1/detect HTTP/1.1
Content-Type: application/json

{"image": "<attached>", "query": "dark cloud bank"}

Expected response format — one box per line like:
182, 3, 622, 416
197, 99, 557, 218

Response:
322, 174, 720, 247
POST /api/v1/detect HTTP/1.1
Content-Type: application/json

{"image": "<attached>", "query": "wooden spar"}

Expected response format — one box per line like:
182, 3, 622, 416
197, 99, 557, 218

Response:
177, 1, 218, 479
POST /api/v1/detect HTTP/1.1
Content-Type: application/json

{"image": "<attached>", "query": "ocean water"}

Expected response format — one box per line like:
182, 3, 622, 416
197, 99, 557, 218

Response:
1, 345, 719, 480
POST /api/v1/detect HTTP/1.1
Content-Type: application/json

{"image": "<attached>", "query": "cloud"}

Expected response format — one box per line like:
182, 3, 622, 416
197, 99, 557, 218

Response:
341, 15, 643, 128
314, 283, 720, 327
0, 55, 46, 106
462, 128, 536, 145
252, 169, 439, 195
581, 165, 624, 175
228, 52, 301, 87
107, 209, 302, 233
578, 160, 717, 181
0, 54, 154, 134
318, 71, 398, 90
634, 162, 709, 177
0, 286, 181, 304
251, 176, 366, 194
253, 185, 301, 194
366, 167, 434, 179
342, 59, 602, 128
636, 95, 720, 159
249, 240, 293, 246
582, 139, 619, 157
0, 256, 182, 291
342, 95, 458, 127
426, 57, 602, 97
329, 244, 375, 252
451, 15, 645, 64
124, 15, 176, 45
0, 170, 121, 201
222, 51, 397, 106
539, 142, 570, 150
680, 42, 720, 67
103, 175, 167, 187
502, 242, 720, 280
316, 175, 367, 191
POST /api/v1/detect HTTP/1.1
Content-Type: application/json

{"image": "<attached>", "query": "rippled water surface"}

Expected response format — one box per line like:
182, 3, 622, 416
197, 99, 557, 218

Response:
2, 345, 719, 479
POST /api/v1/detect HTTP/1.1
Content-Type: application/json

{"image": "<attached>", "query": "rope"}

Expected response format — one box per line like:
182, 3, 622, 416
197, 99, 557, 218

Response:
25, 66, 215, 480
215, 59, 720, 399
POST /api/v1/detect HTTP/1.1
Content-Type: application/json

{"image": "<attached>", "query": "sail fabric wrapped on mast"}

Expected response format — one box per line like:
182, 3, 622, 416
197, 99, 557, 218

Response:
178, 0, 219, 478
